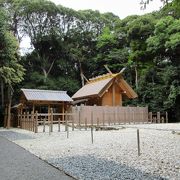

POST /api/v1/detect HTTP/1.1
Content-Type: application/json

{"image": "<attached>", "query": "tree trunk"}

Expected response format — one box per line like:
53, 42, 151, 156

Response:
7, 98, 11, 129
42, 69, 48, 83
3, 105, 7, 128
135, 65, 138, 89
1, 80, 4, 108
79, 60, 84, 87
6, 86, 12, 129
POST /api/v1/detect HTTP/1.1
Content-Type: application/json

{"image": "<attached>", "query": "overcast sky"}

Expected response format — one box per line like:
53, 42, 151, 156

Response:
51, 0, 163, 19
20, 0, 163, 53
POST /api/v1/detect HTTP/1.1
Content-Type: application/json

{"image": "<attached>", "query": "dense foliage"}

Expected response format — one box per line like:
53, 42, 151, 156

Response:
0, 0, 179, 123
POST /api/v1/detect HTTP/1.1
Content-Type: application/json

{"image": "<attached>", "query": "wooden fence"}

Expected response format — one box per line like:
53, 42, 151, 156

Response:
148, 112, 168, 123
18, 106, 168, 133
70, 105, 149, 126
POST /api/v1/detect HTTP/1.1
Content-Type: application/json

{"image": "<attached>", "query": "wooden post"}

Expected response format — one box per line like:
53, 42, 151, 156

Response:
157, 112, 160, 123
137, 129, 140, 156
132, 109, 135, 124
23, 112, 26, 130
161, 117, 164, 123
113, 109, 116, 125
118, 108, 120, 125
17, 109, 20, 128
108, 115, 110, 126
32, 104, 35, 114
91, 109, 93, 127
50, 108, 53, 132
154, 117, 157, 123
35, 111, 38, 133
78, 109, 81, 130
97, 117, 99, 127
67, 124, 69, 138
43, 118, 46, 132
62, 102, 64, 125
31, 111, 34, 132
58, 118, 60, 132
19, 107, 23, 128
166, 112, 168, 123
64, 111, 67, 131
27, 112, 29, 130
141, 108, 144, 123
102, 109, 105, 126
85, 118, 87, 130
91, 126, 93, 144
72, 114, 74, 131
48, 105, 50, 122
149, 112, 152, 123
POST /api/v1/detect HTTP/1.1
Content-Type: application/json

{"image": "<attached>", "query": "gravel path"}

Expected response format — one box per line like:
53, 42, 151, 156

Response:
0, 136, 73, 180
0, 123, 180, 180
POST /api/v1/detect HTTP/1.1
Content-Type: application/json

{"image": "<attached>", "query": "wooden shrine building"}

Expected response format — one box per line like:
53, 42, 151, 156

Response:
72, 73, 137, 106
18, 89, 73, 115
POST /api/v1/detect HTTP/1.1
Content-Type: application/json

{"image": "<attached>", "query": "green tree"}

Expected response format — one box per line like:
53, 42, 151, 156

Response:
0, 7, 24, 127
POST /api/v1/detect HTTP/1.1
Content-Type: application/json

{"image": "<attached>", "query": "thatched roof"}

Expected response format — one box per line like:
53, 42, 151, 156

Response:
72, 73, 137, 100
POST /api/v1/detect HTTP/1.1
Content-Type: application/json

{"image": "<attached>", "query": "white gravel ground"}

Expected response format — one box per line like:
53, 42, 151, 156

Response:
0, 123, 180, 180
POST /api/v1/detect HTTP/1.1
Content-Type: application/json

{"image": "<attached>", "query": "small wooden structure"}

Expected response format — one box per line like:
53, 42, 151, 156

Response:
72, 73, 137, 106
16, 89, 72, 125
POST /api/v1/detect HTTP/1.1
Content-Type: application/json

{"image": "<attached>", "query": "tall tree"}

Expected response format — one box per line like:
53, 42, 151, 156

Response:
0, 7, 24, 127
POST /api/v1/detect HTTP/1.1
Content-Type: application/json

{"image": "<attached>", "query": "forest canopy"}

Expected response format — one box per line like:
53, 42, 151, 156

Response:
0, 0, 179, 123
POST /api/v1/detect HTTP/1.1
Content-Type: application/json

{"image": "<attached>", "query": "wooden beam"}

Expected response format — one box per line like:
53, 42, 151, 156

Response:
32, 104, 35, 114
48, 105, 50, 122
62, 102, 64, 124
104, 65, 113, 75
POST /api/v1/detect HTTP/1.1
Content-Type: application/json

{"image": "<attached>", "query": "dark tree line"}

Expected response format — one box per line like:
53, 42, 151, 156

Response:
0, 0, 179, 125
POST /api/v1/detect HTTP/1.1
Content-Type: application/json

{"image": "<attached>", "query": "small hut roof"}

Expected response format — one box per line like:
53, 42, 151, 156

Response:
72, 73, 138, 100
21, 89, 73, 102
72, 77, 113, 99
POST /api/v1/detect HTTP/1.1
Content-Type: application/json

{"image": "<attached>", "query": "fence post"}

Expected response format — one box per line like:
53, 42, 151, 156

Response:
108, 115, 110, 126
67, 123, 69, 138
132, 109, 135, 124
149, 112, 152, 123
118, 108, 121, 125
43, 118, 46, 132
97, 117, 99, 128
102, 109, 105, 126
65, 111, 68, 131
85, 118, 87, 130
27, 112, 29, 130
78, 109, 81, 130
50, 108, 53, 132
161, 117, 164, 123
137, 129, 141, 156
157, 112, 160, 123
114, 109, 116, 125
154, 117, 157, 123
72, 114, 74, 131
91, 126, 93, 144
58, 118, 61, 132
35, 111, 38, 133
166, 112, 168, 123
31, 111, 34, 132
23, 112, 25, 129
91, 109, 93, 127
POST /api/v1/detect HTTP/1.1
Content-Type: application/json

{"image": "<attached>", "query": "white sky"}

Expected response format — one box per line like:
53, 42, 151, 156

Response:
51, 0, 163, 19
20, 0, 163, 53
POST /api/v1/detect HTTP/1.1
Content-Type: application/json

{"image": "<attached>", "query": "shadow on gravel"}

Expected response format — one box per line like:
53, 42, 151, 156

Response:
0, 131, 35, 141
48, 155, 166, 180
